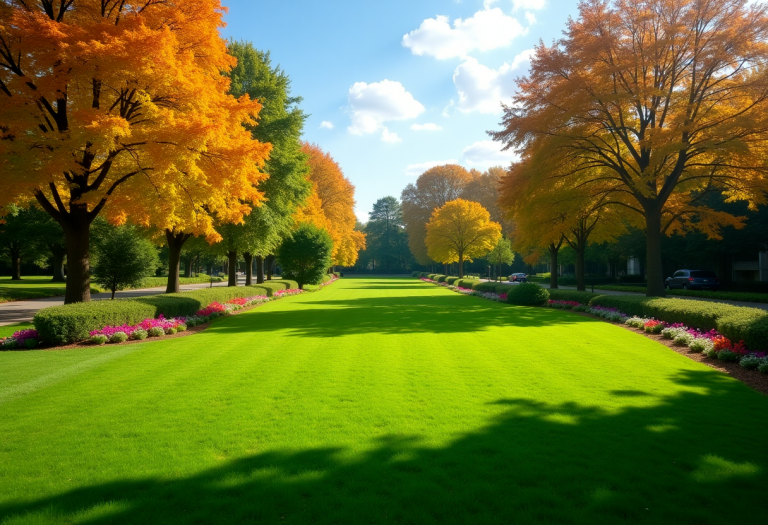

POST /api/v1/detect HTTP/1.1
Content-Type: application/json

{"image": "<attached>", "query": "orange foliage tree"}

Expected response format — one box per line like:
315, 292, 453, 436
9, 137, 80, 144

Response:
425, 199, 502, 278
0, 1, 271, 303
491, 0, 768, 296
295, 143, 365, 267
401, 164, 473, 266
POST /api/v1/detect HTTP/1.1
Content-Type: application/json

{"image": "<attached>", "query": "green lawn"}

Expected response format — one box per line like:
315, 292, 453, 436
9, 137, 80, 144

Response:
0, 277, 766, 524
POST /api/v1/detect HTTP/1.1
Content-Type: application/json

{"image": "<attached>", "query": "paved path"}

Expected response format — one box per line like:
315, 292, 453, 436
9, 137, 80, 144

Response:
0, 280, 237, 326
489, 280, 768, 312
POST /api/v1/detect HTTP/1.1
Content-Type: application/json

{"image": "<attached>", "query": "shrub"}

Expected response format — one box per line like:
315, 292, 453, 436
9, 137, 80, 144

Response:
147, 327, 165, 338
268, 279, 299, 290
472, 281, 504, 293
674, 333, 694, 346
164, 327, 177, 335
455, 279, 477, 289
130, 329, 148, 340
412, 271, 420, 277
704, 347, 719, 358
427, 274, 438, 280
109, 331, 128, 344
589, 294, 768, 350
176, 323, 187, 332
548, 289, 600, 305
718, 350, 740, 362
90, 334, 108, 345
24, 338, 38, 349
644, 320, 664, 334
445, 276, 461, 285
759, 361, 768, 374
333, 271, 342, 278
740, 355, 763, 370
33, 285, 271, 344
689, 338, 713, 353
507, 283, 550, 306
436, 275, 449, 283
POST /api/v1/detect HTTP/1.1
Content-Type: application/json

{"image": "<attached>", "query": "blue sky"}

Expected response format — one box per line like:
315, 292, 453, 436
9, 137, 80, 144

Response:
222, 0, 580, 221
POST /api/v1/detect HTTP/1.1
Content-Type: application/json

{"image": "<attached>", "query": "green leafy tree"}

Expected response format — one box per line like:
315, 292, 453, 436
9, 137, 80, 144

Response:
364, 197, 412, 272
91, 226, 160, 299
277, 223, 333, 289
0, 206, 44, 280
220, 42, 312, 286
25, 207, 67, 282
487, 238, 515, 281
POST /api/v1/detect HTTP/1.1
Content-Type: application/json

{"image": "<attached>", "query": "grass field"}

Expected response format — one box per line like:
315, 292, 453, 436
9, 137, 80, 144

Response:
0, 277, 766, 524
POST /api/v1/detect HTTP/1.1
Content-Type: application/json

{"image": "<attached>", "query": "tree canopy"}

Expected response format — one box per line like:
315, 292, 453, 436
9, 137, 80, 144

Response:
492, 0, 768, 295
0, 0, 271, 302
277, 223, 333, 289
426, 199, 502, 278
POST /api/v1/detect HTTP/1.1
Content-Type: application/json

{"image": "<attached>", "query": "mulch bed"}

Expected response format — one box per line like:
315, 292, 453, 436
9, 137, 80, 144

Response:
617, 320, 768, 395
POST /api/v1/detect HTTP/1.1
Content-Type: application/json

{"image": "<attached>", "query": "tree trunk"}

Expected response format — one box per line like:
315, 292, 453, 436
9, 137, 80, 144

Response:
10, 247, 21, 280
576, 243, 586, 292
243, 253, 253, 286
644, 206, 666, 297
255, 255, 265, 284
549, 244, 559, 289
184, 258, 193, 278
266, 255, 275, 280
62, 212, 92, 304
228, 251, 238, 287
458, 254, 464, 278
165, 230, 190, 294
50, 246, 66, 282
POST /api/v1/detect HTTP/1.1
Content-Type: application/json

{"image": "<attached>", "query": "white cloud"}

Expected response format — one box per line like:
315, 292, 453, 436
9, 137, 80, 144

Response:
319, 121, 334, 130
513, 0, 545, 10
405, 160, 459, 177
462, 140, 519, 168
410, 123, 443, 131
453, 49, 534, 114
348, 80, 425, 141
525, 12, 537, 24
381, 127, 402, 143
402, 8, 526, 60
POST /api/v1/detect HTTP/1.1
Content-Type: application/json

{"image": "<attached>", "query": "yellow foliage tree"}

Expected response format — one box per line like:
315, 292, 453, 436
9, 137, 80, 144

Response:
295, 143, 366, 267
425, 199, 502, 278
401, 164, 473, 266
0, 0, 271, 303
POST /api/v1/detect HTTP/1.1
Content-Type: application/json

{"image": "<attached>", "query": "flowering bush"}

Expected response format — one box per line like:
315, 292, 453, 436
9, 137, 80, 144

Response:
274, 289, 303, 299
759, 361, 768, 374
548, 300, 581, 309
674, 332, 694, 346
1, 328, 41, 350
689, 337, 714, 353
147, 327, 164, 337
109, 332, 128, 344
131, 329, 148, 340
196, 302, 226, 317
644, 320, 665, 334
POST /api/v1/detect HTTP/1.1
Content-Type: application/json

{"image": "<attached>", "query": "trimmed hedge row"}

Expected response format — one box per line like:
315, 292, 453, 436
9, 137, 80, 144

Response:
589, 295, 768, 350
34, 285, 272, 345
548, 289, 601, 304
268, 279, 299, 290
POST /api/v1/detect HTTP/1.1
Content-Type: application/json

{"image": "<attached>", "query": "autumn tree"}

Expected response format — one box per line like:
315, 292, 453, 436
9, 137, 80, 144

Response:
426, 199, 502, 278
0, 1, 271, 303
461, 167, 512, 233
401, 164, 473, 267
294, 143, 366, 268
210, 42, 312, 288
500, 160, 627, 291
491, 0, 768, 296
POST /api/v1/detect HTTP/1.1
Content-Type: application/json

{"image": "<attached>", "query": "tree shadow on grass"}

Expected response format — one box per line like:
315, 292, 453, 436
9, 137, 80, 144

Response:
209, 294, 592, 338
1, 370, 765, 524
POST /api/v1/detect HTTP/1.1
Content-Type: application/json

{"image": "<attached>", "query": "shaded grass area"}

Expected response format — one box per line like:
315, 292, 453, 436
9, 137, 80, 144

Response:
0, 277, 767, 524
0, 278, 99, 303
0, 322, 31, 338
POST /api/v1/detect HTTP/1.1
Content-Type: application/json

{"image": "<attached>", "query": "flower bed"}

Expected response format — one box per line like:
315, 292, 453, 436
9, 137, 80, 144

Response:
420, 278, 507, 302
0, 328, 41, 350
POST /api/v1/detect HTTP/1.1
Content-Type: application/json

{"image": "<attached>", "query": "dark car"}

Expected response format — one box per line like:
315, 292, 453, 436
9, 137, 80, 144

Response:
665, 269, 719, 291
509, 273, 528, 283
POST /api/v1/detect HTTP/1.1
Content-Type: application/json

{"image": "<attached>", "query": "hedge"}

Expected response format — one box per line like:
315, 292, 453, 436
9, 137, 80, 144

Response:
436, 275, 449, 282
412, 271, 421, 277
589, 295, 768, 350
445, 277, 461, 285
507, 283, 550, 306
427, 274, 438, 280
455, 279, 477, 289
34, 285, 271, 345
472, 281, 506, 293
548, 289, 601, 304
268, 279, 299, 290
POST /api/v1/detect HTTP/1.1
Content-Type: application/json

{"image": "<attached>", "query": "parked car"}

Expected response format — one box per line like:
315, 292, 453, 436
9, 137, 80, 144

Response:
509, 273, 528, 283
665, 269, 719, 291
